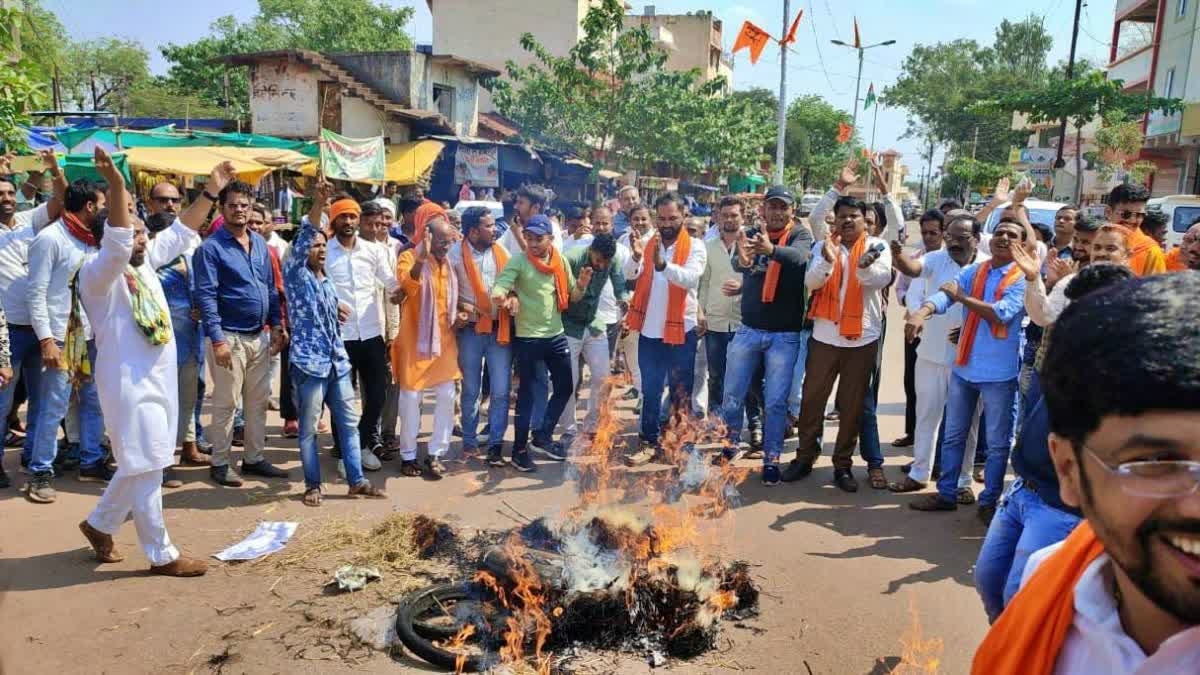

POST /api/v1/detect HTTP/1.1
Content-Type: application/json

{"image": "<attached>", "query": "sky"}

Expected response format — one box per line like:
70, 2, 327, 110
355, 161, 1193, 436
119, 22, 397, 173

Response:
44, 0, 1118, 176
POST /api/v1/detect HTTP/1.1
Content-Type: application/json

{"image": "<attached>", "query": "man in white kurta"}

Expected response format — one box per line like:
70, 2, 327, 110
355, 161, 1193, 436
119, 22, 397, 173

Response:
74, 149, 207, 576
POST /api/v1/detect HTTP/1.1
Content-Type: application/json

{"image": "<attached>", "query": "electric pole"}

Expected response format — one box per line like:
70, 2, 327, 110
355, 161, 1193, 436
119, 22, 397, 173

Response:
1054, 0, 1084, 170
774, 0, 789, 185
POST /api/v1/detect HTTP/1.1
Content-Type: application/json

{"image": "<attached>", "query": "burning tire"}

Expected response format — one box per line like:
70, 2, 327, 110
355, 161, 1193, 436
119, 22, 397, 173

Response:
396, 582, 495, 672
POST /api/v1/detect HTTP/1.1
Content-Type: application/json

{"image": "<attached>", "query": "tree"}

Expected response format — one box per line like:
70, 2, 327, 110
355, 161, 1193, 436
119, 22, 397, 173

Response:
977, 70, 1182, 131
0, 6, 47, 150
944, 157, 1011, 201
1090, 110, 1158, 184
783, 95, 853, 191
161, 0, 415, 113
60, 38, 151, 112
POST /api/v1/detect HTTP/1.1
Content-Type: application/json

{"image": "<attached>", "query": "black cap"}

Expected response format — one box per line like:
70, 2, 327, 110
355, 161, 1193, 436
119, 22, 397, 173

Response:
764, 185, 794, 204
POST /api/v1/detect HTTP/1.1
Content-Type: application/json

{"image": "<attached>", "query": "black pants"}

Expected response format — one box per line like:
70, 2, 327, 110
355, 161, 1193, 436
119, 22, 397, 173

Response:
280, 344, 297, 422
513, 334, 573, 452
903, 338, 919, 437
331, 336, 389, 450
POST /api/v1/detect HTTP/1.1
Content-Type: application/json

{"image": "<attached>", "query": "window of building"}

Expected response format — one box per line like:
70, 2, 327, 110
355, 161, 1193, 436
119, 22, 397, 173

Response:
432, 84, 455, 121
1165, 67, 1176, 97
1178, 0, 1188, 18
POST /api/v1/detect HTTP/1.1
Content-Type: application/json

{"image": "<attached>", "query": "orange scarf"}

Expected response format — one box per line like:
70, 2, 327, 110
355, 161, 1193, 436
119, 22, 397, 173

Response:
761, 224, 793, 303
526, 247, 570, 311
1165, 247, 1186, 272
411, 201, 443, 245
954, 261, 1023, 367
1126, 227, 1164, 277
462, 243, 511, 344
626, 230, 692, 345
971, 521, 1103, 675
807, 235, 868, 339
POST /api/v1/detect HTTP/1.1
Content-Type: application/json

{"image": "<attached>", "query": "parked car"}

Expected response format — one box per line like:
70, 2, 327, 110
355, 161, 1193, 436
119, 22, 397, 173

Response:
453, 200, 504, 221
798, 193, 822, 217
982, 198, 1067, 235
1148, 195, 1200, 250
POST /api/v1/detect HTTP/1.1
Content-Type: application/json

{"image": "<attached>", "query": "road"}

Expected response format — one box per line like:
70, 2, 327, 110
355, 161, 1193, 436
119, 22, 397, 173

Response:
0, 293, 989, 674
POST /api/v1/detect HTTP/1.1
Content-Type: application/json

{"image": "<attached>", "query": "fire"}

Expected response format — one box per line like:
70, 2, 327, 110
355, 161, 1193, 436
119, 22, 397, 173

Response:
440, 624, 476, 675
890, 596, 944, 674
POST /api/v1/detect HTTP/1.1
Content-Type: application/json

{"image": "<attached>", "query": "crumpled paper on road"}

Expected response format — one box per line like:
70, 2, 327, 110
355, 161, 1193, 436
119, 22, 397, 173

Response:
214, 522, 298, 561
329, 565, 382, 592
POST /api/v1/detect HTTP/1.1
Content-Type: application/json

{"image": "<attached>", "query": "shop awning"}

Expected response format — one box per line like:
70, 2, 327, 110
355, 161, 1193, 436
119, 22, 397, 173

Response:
300, 140, 445, 185
124, 146, 290, 184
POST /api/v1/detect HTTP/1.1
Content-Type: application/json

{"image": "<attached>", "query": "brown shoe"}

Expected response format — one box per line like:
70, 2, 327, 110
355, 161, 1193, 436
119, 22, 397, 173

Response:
887, 476, 927, 493
179, 441, 207, 466
150, 556, 208, 577
957, 487, 977, 505
909, 494, 957, 512
79, 520, 124, 563
867, 467, 888, 490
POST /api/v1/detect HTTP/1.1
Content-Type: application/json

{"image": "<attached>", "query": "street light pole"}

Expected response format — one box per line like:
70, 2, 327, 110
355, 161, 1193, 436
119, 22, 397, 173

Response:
830, 37, 896, 144
774, 0, 789, 185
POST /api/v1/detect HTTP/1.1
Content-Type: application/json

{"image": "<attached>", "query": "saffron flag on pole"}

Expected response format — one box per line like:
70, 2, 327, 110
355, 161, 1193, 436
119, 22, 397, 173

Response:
838, 122, 853, 144
864, 83, 876, 109
782, 10, 804, 45
319, 128, 385, 183
732, 21, 772, 64
853, 17, 862, 49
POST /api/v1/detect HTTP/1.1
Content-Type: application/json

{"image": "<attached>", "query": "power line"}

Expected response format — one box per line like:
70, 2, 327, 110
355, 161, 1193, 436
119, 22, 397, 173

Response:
805, 0, 838, 92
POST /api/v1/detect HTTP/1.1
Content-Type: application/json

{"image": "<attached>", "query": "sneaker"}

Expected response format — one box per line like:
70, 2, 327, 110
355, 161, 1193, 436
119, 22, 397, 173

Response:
210, 465, 245, 487
25, 472, 56, 503
232, 427, 245, 447
978, 503, 997, 526
282, 420, 299, 439
511, 450, 537, 473
486, 445, 508, 467
624, 442, 658, 467
162, 467, 184, 488
240, 460, 289, 479
957, 487, 977, 505
780, 459, 813, 483
909, 494, 957, 512
622, 388, 640, 401
761, 464, 781, 487
78, 462, 115, 483
531, 436, 567, 461
361, 448, 382, 472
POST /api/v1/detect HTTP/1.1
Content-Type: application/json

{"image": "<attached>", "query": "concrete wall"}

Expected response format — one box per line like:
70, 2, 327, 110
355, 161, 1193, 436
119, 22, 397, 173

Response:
328, 52, 417, 108
623, 12, 732, 88
248, 58, 321, 138
340, 96, 386, 138
426, 58, 482, 136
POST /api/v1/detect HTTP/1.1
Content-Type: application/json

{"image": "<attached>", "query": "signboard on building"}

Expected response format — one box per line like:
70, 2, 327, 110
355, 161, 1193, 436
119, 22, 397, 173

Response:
454, 145, 499, 187
1018, 148, 1056, 167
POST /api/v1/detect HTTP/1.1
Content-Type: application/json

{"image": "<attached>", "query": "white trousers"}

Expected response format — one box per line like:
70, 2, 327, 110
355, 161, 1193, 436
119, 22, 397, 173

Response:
912, 358, 978, 487
558, 332, 611, 437
692, 337, 708, 416
398, 381, 456, 461
87, 468, 179, 566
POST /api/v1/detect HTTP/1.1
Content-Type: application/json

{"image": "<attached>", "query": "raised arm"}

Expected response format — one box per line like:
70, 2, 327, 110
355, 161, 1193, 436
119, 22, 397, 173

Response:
809, 159, 858, 240
181, 161, 236, 232
39, 150, 67, 224
80, 148, 136, 294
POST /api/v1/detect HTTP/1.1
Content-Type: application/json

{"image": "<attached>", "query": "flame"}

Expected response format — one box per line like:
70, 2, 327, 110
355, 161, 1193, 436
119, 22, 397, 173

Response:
890, 596, 943, 674
440, 624, 476, 675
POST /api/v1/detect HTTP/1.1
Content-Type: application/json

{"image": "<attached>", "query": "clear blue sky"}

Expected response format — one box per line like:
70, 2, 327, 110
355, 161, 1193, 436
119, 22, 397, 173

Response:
46, 0, 1116, 175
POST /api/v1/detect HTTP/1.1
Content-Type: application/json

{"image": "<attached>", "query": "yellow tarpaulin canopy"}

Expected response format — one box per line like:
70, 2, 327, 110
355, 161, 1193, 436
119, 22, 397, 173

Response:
300, 140, 445, 185
124, 146, 310, 184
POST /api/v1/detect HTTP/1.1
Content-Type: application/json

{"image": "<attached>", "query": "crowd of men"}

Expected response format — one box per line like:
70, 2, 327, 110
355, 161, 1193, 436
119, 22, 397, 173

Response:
2, 146, 1200, 671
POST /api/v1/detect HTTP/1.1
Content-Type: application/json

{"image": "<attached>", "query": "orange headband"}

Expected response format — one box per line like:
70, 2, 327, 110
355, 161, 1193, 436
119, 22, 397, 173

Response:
329, 198, 361, 224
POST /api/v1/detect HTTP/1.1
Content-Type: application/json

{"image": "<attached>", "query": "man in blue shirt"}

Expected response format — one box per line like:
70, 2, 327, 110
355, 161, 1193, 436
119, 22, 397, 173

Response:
906, 217, 1028, 523
611, 185, 641, 241
192, 180, 288, 487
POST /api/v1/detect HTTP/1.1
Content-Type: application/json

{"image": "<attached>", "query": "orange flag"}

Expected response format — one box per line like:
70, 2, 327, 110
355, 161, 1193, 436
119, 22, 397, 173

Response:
838, 122, 853, 144
853, 17, 862, 48
782, 10, 804, 45
733, 20, 772, 64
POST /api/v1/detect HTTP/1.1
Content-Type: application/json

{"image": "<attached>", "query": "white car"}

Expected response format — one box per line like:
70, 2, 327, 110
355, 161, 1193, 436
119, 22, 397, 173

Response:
982, 198, 1067, 235
453, 200, 504, 222
1148, 195, 1200, 250
798, 193, 822, 217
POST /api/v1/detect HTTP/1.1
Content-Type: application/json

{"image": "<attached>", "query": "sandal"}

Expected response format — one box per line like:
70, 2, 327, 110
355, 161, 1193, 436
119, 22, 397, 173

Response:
887, 476, 927, 493
867, 467, 888, 490
303, 488, 322, 507
348, 481, 387, 499
399, 460, 422, 477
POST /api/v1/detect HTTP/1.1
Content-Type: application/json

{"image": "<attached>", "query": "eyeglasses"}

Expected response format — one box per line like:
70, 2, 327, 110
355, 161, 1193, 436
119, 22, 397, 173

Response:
153, 196, 182, 204
1119, 210, 1147, 221
1084, 444, 1200, 498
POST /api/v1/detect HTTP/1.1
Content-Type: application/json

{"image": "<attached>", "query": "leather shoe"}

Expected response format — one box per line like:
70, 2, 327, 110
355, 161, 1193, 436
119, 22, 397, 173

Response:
150, 556, 208, 577
79, 520, 124, 563
833, 468, 858, 493
179, 441, 207, 466
240, 460, 288, 479
909, 494, 957, 511
780, 459, 813, 482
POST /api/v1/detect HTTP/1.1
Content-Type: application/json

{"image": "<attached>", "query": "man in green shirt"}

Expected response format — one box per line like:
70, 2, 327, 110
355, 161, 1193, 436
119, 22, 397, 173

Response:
490, 215, 580, 471
556, 233, 627, 452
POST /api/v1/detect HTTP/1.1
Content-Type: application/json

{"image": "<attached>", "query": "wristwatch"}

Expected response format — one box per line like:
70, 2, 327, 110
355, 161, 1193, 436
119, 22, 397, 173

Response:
203, 190, 219, 201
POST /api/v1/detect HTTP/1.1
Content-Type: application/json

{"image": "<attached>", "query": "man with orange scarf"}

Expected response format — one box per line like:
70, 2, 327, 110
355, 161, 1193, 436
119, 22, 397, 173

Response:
907, 217, 1028, 523
972, 272, 1200, 675
1165, 221, 1200, 272
785, 195, 893, 491
622, 193, 707, 467
490, 214, 577, 472
713, 186, 813, 486
1105, 183, 1166, 277
450, 206, 513, 467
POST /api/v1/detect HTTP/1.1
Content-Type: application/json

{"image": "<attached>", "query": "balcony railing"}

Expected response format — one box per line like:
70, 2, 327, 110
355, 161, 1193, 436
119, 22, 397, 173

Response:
1107, 45, 1152, 88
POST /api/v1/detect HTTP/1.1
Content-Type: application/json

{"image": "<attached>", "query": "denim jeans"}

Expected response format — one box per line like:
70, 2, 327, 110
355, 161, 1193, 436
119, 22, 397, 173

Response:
936, 374, 1018, 506
705, 330, 762, 431
0, 326, 43, 460
974, 478, 1082, 622
291, 365, 365, 490
513, 334, 573, 452
30, 339, 104, 475
721, 327, 800, 465
787, 328, 812, 417
637, 329, 698, 444
856, 318, 887, 468
457, 326, 512, 449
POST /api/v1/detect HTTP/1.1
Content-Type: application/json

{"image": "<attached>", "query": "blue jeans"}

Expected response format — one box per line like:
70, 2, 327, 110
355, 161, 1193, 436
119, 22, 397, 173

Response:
29, 339, 104, 475
974, 478, 1082, 622
705, 330, 762, 432
457, 326, 512, 449
787, 328, 812, 417
857, 318, 887, 467
0, 326, 43, 460
937, 374, 1017, 506
638, 330, 698, 444
513, 334, 573, 452
721, 327, 800, 465
291, 365, 364, 490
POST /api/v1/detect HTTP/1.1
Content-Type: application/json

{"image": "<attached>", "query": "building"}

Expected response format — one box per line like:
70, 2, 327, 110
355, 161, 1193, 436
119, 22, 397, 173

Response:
1108, 0, 1200, 196
846, 149, 908, 202
223, 48, 498, 142
622, 7, 734, 91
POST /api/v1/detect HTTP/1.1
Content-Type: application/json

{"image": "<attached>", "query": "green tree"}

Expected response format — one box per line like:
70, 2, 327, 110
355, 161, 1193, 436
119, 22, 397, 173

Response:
944, 157, 1012, 201
60, 38, 151, 112
783, 95, 853, 191
0, 6, 48, 150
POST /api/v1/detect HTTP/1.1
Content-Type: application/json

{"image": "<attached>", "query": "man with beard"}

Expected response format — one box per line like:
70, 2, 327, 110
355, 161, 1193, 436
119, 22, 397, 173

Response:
908, 218, 1028, 523
1165, 221, 1199, 272
612, 185, 641, 240
890, 215, 985, 498
1069, 216, 1100, 266
972, 272, 1200, 674
1105, 183, 1166, 276
76, 147, 207, 576
715, 187, 812, 485
0, 151, 64, 490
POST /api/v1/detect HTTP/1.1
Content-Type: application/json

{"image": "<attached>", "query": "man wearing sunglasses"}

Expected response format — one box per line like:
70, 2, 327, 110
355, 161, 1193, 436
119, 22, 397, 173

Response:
972, 272, 1200, 674
147, 183, 183, 218
1104, 184, 1166, 277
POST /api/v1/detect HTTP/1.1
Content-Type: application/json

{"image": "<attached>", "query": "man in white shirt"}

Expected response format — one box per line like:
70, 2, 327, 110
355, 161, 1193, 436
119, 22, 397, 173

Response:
622, 193, 707, 466
0, 151, 64, 491
324, 197, 399, 466
971, 271, 1200, 674
784, 195, 893, 491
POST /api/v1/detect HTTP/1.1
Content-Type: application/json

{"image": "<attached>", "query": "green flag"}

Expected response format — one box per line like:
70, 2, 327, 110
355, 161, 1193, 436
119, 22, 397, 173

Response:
319, 129, 385, 183
864, 83, 876, 110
